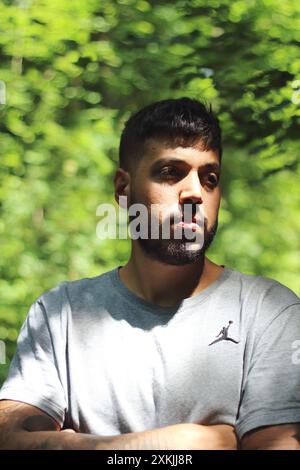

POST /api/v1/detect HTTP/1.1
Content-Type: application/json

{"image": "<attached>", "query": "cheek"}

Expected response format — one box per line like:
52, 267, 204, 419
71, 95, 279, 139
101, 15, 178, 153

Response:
135, 186, 180, 224
203, 193, 221, 218
142, 184, 177, 205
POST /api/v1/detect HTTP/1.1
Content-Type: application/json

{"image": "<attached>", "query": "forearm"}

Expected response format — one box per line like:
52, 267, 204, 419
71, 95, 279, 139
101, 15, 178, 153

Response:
2, 429, 100, 450
1, 423, 238, 450
241, 424, 300, 450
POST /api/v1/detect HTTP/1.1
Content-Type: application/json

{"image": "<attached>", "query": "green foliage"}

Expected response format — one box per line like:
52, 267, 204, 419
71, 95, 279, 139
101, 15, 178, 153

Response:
1, 0, 299, 384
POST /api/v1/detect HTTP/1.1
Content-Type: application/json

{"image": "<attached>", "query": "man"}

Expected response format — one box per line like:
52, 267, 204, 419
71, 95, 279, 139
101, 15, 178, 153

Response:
0, 98, 299, 450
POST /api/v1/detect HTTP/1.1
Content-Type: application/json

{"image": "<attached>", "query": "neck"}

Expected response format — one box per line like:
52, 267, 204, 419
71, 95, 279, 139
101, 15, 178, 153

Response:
119, 242, 224, 307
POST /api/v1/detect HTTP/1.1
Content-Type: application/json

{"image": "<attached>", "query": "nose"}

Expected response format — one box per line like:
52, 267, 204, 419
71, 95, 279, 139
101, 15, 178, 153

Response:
179, 171, 203, 205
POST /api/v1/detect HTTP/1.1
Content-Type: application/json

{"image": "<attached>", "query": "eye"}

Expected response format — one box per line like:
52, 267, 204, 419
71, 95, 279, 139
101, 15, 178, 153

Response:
159, 166, 180, 180
202, 173, 219, 189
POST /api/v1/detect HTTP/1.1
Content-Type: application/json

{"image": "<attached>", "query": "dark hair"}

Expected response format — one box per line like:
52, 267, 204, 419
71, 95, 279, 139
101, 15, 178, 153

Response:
119, 97, 222, 172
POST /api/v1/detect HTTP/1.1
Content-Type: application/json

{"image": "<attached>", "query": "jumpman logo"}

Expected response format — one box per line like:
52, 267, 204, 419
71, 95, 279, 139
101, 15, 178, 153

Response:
209, 321, 239, 346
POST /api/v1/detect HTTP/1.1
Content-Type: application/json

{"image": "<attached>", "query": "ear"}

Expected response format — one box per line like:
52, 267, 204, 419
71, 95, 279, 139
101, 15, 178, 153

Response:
114, 168, 130, 208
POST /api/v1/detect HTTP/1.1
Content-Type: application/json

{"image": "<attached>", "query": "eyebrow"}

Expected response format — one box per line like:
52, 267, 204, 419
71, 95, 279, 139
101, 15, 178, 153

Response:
150, 157, 220, 172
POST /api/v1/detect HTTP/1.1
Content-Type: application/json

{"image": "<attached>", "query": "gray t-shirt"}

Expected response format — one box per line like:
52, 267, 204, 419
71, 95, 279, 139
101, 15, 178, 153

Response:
1, 266, 300, 440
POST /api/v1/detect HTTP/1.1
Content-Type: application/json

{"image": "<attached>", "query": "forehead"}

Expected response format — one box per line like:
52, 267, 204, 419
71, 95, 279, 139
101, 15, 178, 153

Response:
140, 138, 220, 169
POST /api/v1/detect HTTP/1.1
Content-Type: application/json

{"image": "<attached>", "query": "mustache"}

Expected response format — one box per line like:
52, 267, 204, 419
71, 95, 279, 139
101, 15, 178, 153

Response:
162, 209, 203, 225
127, 202, 205, 226
154, 203, 203, 223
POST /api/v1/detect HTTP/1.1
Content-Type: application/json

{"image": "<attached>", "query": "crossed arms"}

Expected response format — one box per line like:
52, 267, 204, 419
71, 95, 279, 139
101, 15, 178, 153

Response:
0, 400, 299, 450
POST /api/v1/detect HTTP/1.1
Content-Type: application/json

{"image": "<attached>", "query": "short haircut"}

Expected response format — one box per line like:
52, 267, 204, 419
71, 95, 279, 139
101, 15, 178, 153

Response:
119, 97, 222, 172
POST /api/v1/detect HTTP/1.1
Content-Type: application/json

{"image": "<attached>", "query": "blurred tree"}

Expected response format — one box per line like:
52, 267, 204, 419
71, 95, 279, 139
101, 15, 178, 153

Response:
0, 0, 299, 384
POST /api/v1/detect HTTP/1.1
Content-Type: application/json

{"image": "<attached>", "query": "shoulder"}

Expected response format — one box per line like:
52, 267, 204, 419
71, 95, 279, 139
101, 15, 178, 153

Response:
225, 267, 300, 334
36, 269, 115, 315
226, 267, 299, 307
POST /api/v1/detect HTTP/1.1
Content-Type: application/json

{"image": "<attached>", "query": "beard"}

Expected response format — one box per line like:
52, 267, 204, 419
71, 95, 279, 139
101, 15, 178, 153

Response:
137, 217, 218, 265
128, 188, 218, 265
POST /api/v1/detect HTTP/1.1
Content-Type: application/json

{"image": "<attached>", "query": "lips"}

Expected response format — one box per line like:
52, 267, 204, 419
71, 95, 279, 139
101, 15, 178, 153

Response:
178, 221, 199, 231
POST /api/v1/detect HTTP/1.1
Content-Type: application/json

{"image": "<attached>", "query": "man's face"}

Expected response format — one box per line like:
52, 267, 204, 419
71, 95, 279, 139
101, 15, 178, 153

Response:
128, 139, 221, 265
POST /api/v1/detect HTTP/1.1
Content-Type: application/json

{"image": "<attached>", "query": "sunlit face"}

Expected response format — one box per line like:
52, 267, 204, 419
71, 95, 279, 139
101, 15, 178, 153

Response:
128, 139, 222, 265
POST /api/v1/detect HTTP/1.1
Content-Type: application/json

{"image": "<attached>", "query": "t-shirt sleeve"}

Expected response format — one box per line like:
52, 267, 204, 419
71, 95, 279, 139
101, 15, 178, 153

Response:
0, 298, 67, 427
236, 282, 300, 440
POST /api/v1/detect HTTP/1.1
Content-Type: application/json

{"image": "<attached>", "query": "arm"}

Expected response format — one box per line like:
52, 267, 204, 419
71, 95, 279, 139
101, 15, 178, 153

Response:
241, 423, 300, 450
0, 400, 237, 450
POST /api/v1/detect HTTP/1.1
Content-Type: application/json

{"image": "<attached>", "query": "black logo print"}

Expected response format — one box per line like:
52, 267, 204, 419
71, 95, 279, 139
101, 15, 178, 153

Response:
209, 321, 239, 346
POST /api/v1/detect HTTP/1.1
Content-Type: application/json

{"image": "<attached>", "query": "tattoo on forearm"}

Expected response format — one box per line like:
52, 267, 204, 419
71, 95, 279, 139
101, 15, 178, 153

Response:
22, 415, 57, 432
